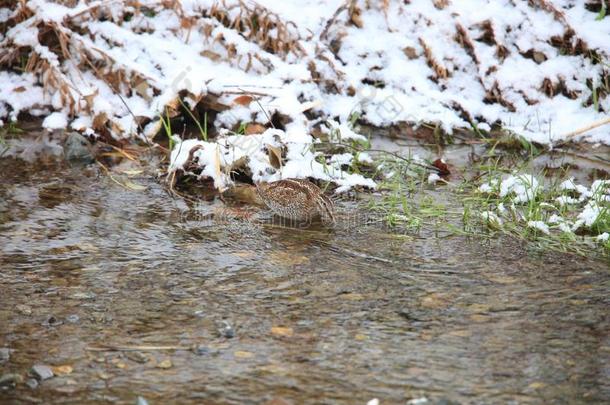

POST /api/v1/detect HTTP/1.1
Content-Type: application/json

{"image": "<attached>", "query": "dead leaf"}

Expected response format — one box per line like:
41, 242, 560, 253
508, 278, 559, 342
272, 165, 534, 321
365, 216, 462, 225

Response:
341, 293, 364, 301
349, 5, 363, 28
420, 292, 449, 309
120, 169, 144, 176
467, 303, 490, 313
432, 158, 451, 175
13, 86, 26, 93
245, 123, 267, 135
233, 95, 253, 106
234, 351, 254, 359
52, 365, 73, 375
123, 179, 147, 191
267, 144, 283, 169
156, 359, 172, 369
271, 327, 294, 337
97, 372, 111, 380
403, 47, 418, 60
201, 50, 221, 61
92, 112, 108, 130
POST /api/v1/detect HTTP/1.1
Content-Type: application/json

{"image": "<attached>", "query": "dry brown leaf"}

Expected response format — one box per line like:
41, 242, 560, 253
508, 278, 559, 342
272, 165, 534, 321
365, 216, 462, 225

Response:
267, 144, 283, 169
233, 95, 253, 106
92, 112, 108, 130
52, 365, 73, 375
245, 123, 266, 135
201, 50, 221, 61
271, 326, 294, 337
13, 86, 26, 93
349, 5, 363, 28
156, 359, 173, 369
432, 158, 451, 175
234, 351, 254, 359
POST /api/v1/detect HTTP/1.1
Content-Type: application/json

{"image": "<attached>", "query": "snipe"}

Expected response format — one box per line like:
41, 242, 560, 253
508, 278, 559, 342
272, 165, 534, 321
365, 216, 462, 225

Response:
256, 178, 335, 225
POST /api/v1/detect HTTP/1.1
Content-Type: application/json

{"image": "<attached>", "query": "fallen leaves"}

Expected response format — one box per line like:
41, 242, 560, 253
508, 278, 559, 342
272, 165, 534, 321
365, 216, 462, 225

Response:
52, 365, 73, 375
245, 123, 267, 135
233, 95, 253, 106
271, 326, 294, 337
234, 351, 254, 359
432, 158, 451, 176
266, 144, 283, 169
156, 359, 173, 369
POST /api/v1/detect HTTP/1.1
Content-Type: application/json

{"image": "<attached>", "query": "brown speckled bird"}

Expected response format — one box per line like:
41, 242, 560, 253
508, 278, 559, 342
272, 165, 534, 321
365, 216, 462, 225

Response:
256, 178, 335, 225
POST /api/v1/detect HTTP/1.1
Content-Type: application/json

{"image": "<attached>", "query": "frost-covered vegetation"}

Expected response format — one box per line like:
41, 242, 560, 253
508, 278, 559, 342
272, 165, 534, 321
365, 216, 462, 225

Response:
475, 174, 610, 251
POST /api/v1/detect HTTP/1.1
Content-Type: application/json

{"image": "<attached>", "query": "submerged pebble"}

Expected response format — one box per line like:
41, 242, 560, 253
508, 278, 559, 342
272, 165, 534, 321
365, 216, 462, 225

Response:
64, 132, 94, 163
42, 315, 63, 327
31, 364, 54, 381
0, 373, 22, 389
15, 304, 32, 316
193, 345, 210, 356
218, 320, 235, 338
0, 348, 10, 363
25, 378, 39, 389
66, 314, 80, 323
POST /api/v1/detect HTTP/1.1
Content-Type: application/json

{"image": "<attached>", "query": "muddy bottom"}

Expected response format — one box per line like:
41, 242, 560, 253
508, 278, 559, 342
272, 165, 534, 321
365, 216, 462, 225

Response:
0, 156, 609, 405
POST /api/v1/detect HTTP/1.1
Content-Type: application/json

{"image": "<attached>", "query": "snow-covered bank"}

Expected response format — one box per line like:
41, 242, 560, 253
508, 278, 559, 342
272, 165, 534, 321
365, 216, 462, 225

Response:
0, 1, 609, 189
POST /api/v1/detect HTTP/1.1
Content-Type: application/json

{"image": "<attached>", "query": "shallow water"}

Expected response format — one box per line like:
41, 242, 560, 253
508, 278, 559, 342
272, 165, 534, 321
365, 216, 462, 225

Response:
0, 156, 609, 405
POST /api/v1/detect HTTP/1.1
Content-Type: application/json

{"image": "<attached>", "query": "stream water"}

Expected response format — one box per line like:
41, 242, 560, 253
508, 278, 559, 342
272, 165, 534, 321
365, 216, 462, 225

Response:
0, 144, 609, 404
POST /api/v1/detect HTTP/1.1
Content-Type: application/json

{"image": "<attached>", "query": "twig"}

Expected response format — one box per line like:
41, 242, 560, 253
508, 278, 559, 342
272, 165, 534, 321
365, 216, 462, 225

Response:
561, 116, 610, 141
320, 1, 349, 40
238, 87, 276, 129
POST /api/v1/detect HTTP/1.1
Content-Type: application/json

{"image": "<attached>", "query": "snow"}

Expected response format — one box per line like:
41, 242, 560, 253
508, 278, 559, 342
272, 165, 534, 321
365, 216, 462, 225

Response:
527, 220, 550, 235
482, 211, 503, 226
427, 173, 441, 184
42, 112, 68, 130
169, 128, 376, 192
575, 202, 604, 228
0, 0, 608, 147
482, 173, 608, 239
490, 174, 540, 203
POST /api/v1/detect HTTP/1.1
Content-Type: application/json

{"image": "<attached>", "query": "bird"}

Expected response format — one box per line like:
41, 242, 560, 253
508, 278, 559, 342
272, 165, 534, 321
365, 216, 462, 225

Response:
255, 178, 335, 225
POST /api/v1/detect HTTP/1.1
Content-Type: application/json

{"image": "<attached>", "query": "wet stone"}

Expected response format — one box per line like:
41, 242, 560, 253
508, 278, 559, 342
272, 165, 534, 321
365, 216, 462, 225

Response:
0, 348, 10, 363
64, 132, 94, 163
31, 364, 54, 381
0, 373, 22, 389
66, 314, 80, 323
25, 378, 39, 389
42, 315, 63, 327
15, 304, 32, 316
125, 352, 149, 364
218, 321, 235, 338
193, 345, 210, 356
136, 396, 149, 405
